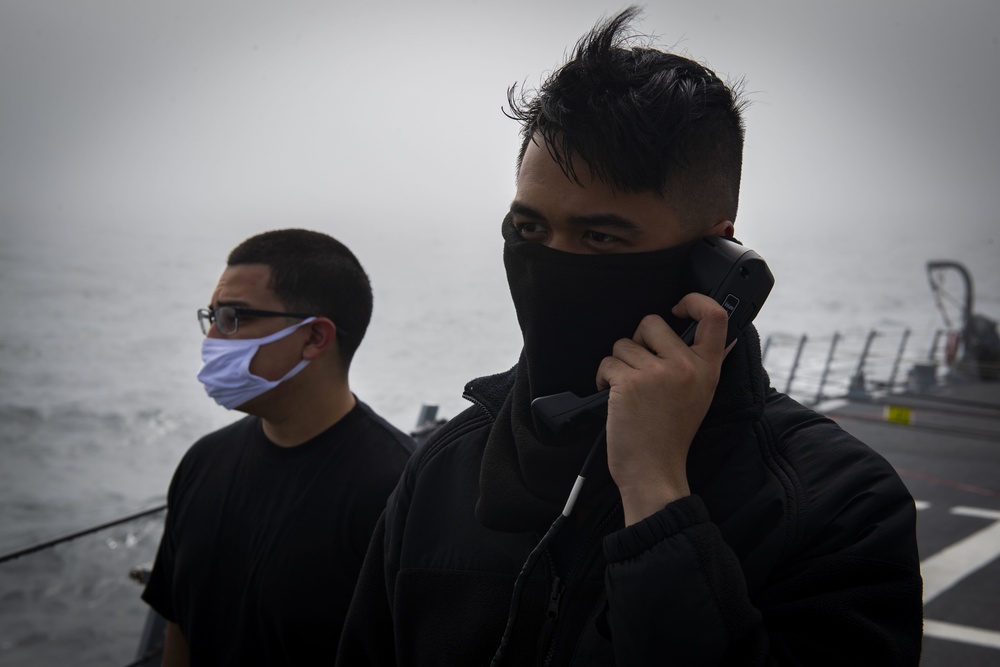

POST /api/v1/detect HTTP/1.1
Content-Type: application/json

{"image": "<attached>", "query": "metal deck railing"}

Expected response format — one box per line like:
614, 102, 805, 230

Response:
760, 326, 951, 407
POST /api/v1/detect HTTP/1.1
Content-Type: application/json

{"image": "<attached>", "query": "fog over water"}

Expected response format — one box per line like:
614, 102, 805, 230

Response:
0, 2, 997, 663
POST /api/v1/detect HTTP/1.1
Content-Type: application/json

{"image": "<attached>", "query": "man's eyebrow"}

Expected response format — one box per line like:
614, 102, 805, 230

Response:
509, 201, 641, 232
213, 300, 252, 308
567, 213, 641, 232
509, 202, 543, 219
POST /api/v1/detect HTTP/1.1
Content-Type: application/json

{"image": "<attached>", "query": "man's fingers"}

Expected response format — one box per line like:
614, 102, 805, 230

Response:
595, 354, 633, 391
670, 293, 729, 356
601, 295, 730, 386
630, 314, 677, 358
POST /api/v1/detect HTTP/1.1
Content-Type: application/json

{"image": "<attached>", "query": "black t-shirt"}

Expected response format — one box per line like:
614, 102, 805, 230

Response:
142, 400, 415, 666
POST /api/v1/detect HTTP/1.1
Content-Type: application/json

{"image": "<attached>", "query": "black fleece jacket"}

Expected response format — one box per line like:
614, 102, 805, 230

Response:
337, 331, 923, 666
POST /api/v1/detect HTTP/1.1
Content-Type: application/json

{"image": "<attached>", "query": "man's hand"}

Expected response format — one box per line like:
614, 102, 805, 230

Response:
596, 293, 730, 526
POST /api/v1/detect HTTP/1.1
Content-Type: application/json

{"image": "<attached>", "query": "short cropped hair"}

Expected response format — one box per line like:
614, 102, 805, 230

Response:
507, 6, 747, 229
228, 229, 373, 367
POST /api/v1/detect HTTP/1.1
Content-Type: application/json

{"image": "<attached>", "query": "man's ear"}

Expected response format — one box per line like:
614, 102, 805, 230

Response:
301, 318, 339, 361
710, 219, 735, 238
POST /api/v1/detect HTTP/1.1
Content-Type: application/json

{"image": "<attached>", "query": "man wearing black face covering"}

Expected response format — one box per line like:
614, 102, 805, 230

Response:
337, 8, 923, 666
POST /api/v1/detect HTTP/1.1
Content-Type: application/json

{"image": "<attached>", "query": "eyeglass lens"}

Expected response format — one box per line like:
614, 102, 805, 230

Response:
198, 307, 239, 335
215, 307, 238, 334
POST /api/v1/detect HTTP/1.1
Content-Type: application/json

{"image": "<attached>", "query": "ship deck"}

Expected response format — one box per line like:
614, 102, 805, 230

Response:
825, 377, 1000, 665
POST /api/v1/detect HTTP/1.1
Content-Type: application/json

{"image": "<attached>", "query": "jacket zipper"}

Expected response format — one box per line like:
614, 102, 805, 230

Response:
538, 501, 622, 666
461, 389, 498, 421
538, 574, 564, 667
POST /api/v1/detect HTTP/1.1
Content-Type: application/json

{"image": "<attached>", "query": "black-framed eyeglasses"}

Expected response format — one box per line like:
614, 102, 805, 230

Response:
197, 306, 319, 336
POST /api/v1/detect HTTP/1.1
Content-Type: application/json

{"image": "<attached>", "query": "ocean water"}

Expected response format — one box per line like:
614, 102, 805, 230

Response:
1, 211, 997, 665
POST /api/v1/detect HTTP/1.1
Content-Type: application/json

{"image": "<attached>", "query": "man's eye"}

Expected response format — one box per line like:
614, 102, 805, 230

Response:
585, 230, 620, 244
515, 222, 546, 239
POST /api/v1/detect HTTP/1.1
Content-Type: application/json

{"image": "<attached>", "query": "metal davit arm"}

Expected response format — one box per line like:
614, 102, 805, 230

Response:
927, 260, 974, 329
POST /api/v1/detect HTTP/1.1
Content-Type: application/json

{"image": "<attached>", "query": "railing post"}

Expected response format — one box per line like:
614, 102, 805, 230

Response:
886, 328, 911, 391
928, 329, 943, 362
908, 328, 944, 391
784, 334, 808, 395
848, 329, 878, 400
813, 332, 841, 405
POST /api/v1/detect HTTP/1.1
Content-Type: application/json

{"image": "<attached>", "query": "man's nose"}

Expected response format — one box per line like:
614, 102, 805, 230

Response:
544, 232, 582, 254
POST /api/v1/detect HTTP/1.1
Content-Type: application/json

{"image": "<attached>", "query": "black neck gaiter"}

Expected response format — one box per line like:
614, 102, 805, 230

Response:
476, 216, 704, 532
502, 214, 700, 401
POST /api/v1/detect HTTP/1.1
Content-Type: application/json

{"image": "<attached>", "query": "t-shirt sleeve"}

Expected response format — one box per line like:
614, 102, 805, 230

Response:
140, 457, 188, 621
346, 415, 415, 563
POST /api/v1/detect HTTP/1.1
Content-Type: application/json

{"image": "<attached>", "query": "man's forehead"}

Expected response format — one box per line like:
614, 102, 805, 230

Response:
221, 262, 270, 280
212, 264, 276, 304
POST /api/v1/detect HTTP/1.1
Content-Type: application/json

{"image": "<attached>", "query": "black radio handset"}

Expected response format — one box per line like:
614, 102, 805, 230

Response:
530, 236, 774, 432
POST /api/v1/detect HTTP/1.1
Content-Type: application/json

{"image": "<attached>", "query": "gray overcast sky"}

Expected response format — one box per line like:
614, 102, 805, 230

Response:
1, 0, 997, 274
0, 0, 997, 427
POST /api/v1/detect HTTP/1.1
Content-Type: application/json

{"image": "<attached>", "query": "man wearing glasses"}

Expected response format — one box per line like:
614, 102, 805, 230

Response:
142, 228, 416, 666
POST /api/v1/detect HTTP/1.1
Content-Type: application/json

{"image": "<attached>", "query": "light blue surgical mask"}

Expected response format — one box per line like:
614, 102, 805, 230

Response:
197, 318, 316, 410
